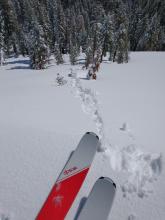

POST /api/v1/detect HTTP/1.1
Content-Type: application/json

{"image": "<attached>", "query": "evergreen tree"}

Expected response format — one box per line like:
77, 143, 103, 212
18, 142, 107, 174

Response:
85, 37, 93, 68
0, 0, 165, 69
54, 42, 64, 64
68, 11, 80, 65
129, 3, 148, 51
28, 24, 49, 69
45, 0, 58, 50
69, 41, 79, 65
0, 7, 5, 65
0, 0, 19, 56
139, 14, 162, 51
114, 2, 129, 63
76, 14, 87, 52
56, 0, 66, 53
100, 14, 114, 62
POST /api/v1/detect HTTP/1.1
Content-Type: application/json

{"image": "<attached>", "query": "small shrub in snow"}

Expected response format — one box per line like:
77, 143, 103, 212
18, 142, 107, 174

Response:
56, 73, 67, 86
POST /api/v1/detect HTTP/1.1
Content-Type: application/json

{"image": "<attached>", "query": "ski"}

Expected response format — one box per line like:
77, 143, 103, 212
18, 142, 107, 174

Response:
36, 132, 99, 220
76, 177, 116, 220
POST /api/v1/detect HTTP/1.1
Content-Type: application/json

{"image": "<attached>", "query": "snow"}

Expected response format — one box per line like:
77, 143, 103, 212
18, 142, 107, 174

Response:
76, 69, 88, 79
0, 52, 165, 220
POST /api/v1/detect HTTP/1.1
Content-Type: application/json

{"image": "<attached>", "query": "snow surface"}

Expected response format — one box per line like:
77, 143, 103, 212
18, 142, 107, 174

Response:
0, 52, 165, 220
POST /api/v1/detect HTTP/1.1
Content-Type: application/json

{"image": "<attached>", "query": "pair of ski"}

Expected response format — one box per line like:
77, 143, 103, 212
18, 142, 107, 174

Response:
36, 132, 116, 220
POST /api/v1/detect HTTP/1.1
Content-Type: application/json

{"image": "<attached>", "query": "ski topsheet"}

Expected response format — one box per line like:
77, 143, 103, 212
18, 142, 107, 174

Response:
36, 132, 99, 220
77, 177, 116, 220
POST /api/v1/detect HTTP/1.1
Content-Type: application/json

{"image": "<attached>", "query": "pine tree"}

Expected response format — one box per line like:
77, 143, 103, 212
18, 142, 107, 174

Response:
55, 0, 66, 54
100, 14, 114, 62
0, 0, 19, 56
89, 3, 105, 61
54, 42, 64, 64
28, 24, 49, 69
0, 0, 165, 68
69, 40, 79, 65
85, 37, 93, 68
0, 7, 5, 65
140, 13, 162, 51
67, 10, 80, 65
112, 2, 130, 63
76, 14, 87, 52
46, 0, 59, 50
129, 3, 148, 51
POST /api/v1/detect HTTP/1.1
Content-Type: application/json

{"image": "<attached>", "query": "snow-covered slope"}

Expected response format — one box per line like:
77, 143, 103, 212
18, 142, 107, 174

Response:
0, 52, 165, 220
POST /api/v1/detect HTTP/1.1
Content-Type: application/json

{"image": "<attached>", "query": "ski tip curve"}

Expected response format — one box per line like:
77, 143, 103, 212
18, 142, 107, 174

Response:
99, 176, 116, 188
86, 132, 99, 140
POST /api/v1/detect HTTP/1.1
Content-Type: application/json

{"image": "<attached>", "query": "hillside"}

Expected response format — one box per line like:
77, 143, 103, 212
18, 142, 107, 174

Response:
0, 52, 165, 220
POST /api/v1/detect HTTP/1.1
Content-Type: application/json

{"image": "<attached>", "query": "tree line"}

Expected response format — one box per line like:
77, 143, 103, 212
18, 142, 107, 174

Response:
0, 0, 164, 69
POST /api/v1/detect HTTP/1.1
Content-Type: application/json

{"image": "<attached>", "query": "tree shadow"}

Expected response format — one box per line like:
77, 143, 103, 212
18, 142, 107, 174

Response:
74, 197, 87, 220
8, 66, 30, 70
6, 58, 30, 70
6, 59, 30, 66
76, 60, 86, 65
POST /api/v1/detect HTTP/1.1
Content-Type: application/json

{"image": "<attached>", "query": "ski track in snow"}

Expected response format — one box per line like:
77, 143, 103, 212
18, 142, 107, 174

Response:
70, 71, 162, 199
70, 72, 106, 152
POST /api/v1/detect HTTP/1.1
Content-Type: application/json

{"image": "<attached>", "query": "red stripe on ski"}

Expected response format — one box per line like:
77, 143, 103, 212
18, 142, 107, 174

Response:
36, 167, 89, 220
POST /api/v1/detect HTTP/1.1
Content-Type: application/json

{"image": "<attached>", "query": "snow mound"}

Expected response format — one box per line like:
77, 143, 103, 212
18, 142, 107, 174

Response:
105, 144, 162, 198
120, 122, 135, 140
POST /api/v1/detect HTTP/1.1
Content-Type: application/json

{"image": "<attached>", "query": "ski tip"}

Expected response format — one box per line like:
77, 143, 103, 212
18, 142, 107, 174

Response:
100, 176, 104, 179
86, 132, 99, 140
99, 177, 116, 188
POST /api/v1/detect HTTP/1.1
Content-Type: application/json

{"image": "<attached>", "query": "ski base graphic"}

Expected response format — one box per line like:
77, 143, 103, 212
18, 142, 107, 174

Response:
36, 132, 99, 220
76, 177, 116, 220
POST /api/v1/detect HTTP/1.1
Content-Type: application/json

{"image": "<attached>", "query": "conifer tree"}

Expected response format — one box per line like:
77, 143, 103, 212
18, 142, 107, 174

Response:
54, 42, 64, 64
129, 3, 148, 51
46, 0, 59, 49
69, 43, 78, 65
0, 0, 19, 56
100, 14, 114, 62
0, 0, 165, 69
0, 7, 5, 65
68, 11, 80, 65
85, 37, 93, 68
28, 24, 49, 69
112, 2, 129, 63
56, 0, 66, 54
142, 14, 162, 51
